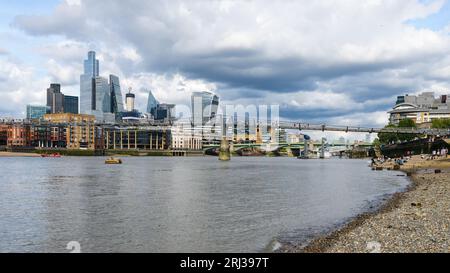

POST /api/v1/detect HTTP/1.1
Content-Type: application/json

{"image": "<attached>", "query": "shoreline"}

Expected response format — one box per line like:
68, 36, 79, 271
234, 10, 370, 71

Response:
280, 155, 450, 253
0, 151, 41, 157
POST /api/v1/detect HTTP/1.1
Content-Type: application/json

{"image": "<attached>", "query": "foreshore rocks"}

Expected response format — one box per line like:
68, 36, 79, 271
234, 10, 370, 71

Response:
281, 156, 450, 253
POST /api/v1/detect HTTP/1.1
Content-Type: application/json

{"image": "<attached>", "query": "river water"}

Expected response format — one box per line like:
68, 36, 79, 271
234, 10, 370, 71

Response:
0, 157, 409, 253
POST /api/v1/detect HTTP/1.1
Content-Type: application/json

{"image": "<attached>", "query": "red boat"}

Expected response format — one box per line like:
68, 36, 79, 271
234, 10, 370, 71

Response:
41, 153, 62, 158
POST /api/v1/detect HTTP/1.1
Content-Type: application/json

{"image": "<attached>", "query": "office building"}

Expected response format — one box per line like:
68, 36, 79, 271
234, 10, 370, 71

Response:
80, 51, 100, 115
154, 103, 175, 122
125, 89, 135, 112
63, 96, 79, 114
171, 125, 202, 150
26, 105, 50, 120
191, 91, 219, 127
104, 127, 171, 151
46, 83, 64, 113
110, 75, 124, 114
80, 51, 124, 122
147, 90, 159, 114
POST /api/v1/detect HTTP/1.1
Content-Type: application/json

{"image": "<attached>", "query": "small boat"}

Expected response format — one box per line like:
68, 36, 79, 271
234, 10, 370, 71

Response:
105, 157, 122, 164
41, 153, 61, 158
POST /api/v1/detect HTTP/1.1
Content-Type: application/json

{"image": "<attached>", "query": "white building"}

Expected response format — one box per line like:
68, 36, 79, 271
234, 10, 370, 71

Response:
171, 124, 203, 150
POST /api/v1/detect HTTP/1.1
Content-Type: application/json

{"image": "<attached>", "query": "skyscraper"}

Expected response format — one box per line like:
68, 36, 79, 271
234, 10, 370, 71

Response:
26, 105, 50, 120
63, 95, 79, 114
191, 91, 219, 127
80, 51, 99, 115
46, 83, 64, 113
146, 90, 159, 114
95, 76, 111, 113
79, 51, 123, 123
125, 89, 135, 112
110, 75, 124, 114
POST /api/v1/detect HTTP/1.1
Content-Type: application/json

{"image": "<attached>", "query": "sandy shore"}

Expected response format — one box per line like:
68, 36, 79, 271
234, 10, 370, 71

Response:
281, 155, 450, 253
0, 151, 40, 157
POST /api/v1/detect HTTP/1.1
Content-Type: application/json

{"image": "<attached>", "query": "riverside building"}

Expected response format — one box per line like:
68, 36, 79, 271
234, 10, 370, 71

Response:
389, 92, 450, 126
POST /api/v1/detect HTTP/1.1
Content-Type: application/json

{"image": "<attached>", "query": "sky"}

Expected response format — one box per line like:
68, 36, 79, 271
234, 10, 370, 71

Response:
1, 0, 450, 140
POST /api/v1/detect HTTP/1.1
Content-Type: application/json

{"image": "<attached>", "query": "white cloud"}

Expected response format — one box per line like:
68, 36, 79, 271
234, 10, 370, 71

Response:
3, 0, 450, 125
0, 56, 50, 116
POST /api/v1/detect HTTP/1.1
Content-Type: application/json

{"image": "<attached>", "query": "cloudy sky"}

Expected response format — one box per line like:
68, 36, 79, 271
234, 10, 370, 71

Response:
1, 0, 450, 139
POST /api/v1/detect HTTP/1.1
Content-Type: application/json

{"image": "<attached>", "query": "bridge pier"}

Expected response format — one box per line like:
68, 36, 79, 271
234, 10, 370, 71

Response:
320, 137, 325, 159
219, 137, 231, 161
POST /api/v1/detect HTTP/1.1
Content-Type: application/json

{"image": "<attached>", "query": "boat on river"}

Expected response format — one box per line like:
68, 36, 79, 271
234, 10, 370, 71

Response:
105, 157, 122, 164
41, 153, 61, 158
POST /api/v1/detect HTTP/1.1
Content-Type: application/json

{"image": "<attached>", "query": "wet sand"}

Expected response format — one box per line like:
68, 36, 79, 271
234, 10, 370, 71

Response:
0, 151, 40, 157
281, 156, 450, 253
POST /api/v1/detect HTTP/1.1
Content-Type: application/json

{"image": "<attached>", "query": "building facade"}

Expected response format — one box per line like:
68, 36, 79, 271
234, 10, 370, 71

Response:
104, 127, 171, 151
110, 74, 124, 114
63, 95, 79, 114
191, 91, 219, 127
26, 105, 50, 120
389, 92, 450, 125
46, 83, 64, 114
171, 124, 202, 150
146, 90, 159, 114
43, 113, 102, 150
80, 51, 100, 115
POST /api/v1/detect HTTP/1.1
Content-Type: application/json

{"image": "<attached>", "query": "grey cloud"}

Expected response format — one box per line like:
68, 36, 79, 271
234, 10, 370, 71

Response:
10, 0, 450, 124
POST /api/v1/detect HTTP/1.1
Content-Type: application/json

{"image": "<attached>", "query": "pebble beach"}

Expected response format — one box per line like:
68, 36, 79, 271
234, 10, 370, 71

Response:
282, 156, 450, 253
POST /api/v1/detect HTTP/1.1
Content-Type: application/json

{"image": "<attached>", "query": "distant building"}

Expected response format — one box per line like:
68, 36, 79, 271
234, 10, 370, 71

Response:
63, 96, 79, 114
146, 90, 159, 114
43, 113, 102, 150
171, 124, 202, 150
125, 89, 135, 112
6, 123, 32, 147
80, 51, 99, 115
46, 83, 64, 113
389, 92, 450, 125
154, 103, 175, 122
110, 75, 124, 114
26, 105, 50, 120
287, 133, 304, 144
80, 51, 124, 122
104, 127, 171, 151
191, 91, 219, 127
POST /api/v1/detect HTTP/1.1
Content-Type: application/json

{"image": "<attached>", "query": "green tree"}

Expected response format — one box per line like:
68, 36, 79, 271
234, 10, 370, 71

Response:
397, 118, 417, 141
372, 138, 381, 147
378, 124, 399, 144
398, 118, 417, 128
431, 118, 450, 129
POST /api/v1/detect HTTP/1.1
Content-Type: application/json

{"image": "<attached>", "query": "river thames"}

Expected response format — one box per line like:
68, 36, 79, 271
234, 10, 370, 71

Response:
0, 157, 410, 252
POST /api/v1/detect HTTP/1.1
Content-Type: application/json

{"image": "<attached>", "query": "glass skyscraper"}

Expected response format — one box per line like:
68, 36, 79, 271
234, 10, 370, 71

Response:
110, 75, 124, 114
26, 105, 50, 120
80, 51, 99, 115
79, 51, 124, 122
46, 83, 64, 113
146, 90, 159, 114
63, 95, 79, 114
191, 91, 220, 126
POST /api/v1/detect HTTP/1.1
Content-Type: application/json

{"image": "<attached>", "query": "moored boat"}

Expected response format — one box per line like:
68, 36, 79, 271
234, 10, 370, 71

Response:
41, 153, 61, 158
105, 157, 122, 164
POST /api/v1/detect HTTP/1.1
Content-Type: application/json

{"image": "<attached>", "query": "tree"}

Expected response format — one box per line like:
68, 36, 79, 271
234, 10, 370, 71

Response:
398, 118, 417, 128
378, 124, 399, 144
431, 118, 450, 129
397, 118, 416, 142
372, 138, 381, 147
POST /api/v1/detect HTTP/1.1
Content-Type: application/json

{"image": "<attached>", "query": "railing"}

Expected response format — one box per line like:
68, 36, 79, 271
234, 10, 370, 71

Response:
278, 121, 450, 136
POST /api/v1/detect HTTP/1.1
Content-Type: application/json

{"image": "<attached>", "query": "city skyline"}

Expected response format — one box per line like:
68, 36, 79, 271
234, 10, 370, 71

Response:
1, 0, 450, 130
